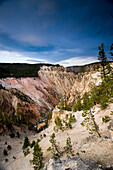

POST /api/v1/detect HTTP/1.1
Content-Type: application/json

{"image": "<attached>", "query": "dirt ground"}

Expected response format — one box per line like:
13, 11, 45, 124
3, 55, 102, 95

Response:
0, 103, 113, 170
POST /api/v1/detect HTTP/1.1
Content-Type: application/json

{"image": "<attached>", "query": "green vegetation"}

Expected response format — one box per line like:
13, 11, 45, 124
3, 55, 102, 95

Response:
81, 109, 101, 137
58, 99, 65, 110
98, 43, 108, 78
3, 149, 8, 156
63, 114, 76, 130
54, 114, 76, 132
80, 150, 86, 153
73, 94, 82, 111
13, 156, 16, 159
32, 141, 44, 170
5, 159, 8, 162
110, 111, 113, 115
102, 116, 110, 123
23, 148, 30, 157
4, 113, 12, 129
47, 133, 60, 158
45, 110, 52, 127
30, 141, 36, 148
43, 134, 46, 137
0, 63, 60, 78
22, 136, 30, 150
64, 137, 74, 156
55, 116, 64, 131
7, 145, 12, 150
59, 44, 113, 114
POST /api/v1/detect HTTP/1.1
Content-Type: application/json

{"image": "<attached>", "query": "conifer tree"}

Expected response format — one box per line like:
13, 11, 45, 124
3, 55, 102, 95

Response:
98, 43, 107, 78
22, 136, 30, 150
64, 137, 74, 156
109, 43, 113, 57
76, 94, 82, 111
32, 141, 44, 170
47, 133, 60, 158
81, 108, 101, 137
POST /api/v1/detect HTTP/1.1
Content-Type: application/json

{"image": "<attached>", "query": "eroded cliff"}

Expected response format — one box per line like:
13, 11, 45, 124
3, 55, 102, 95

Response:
0, 64, 101, 126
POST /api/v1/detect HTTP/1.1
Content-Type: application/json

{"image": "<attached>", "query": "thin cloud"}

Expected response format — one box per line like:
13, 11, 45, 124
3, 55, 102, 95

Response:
57, 56, 98, 67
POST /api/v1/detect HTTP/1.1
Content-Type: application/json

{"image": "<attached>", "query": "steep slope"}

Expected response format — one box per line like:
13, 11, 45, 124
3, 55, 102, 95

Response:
0, 64, 102, 126
67, 71, 101, 103
0, 103, 113, 170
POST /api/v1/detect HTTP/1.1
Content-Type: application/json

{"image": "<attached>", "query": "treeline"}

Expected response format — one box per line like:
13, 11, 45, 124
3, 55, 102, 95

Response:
0, 63, 60, 78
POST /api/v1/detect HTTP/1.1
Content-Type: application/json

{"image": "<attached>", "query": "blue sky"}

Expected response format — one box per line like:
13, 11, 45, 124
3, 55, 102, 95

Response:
0, 0, 113, 66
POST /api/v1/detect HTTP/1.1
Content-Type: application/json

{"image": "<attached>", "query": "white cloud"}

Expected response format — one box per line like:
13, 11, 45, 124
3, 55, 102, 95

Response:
56, 56, 98, 67
0, 50, 98, 67
0, 50, 48, 63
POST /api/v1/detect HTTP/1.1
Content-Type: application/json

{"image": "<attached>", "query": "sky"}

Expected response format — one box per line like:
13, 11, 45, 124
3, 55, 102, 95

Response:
0, 0, 113, 66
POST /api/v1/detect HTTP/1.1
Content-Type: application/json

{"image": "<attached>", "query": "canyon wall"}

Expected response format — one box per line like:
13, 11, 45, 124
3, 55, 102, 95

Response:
0, 64, 101, 124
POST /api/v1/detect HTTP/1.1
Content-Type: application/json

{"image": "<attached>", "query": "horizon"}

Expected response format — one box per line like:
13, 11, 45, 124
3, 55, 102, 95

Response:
0, 0, 113, 66
0, 61, 100, 67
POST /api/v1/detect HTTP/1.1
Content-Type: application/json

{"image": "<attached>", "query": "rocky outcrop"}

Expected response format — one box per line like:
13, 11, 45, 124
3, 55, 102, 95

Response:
43, 157, 101, 170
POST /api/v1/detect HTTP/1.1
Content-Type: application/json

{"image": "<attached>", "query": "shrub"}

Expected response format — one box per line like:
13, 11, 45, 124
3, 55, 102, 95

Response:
3, 149, 8, 156
5, 159, 8, 162
43, 134, 46, 137
69, 114, 76, 124
13, 156, 16, 159
55, 116, 64, 131
16, 132, 20, 138
7, 145, 12, 150
22, 136, 30, 150
9, 133, 15, 138
102, 116, 110, 123
110, 111, 113, 115
23, 148, 30, 157
81, 150, 86, 153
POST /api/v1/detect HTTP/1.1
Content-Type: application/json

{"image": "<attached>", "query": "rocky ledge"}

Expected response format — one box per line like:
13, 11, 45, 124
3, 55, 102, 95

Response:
43, 157, 104, 170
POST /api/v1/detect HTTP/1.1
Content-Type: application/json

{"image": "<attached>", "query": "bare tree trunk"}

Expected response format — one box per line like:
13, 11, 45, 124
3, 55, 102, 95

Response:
89, 108, 101, 138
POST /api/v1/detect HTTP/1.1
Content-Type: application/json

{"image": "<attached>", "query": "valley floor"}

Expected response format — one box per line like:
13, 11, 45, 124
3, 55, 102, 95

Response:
0, 103, 113, 170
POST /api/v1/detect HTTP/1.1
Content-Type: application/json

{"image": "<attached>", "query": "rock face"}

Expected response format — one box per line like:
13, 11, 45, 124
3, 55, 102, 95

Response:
38, 66, 76, 95
66, 71, 101, 104
0, 65, 101, 124
0, 88, 41, 124
43, 157, 100, 170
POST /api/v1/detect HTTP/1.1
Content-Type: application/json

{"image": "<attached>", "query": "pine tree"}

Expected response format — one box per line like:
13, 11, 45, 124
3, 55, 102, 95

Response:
76, 94, 82, 111
81, 109, 101, 137
22, 136, 30, 150
109, 43, 113, 57
32, 141, 44, 170
55, 116, 64, 131
64, 137, 74, 156
47, 133, 60, 158
98, 43, 108, 78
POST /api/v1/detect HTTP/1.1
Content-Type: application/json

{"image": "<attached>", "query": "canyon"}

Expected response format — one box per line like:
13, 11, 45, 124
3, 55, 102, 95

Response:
0, 63, 113, 170
0, 64, 101, 124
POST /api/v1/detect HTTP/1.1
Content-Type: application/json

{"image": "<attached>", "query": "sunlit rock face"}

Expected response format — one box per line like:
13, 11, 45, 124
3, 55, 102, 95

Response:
66, 71, 101, 104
